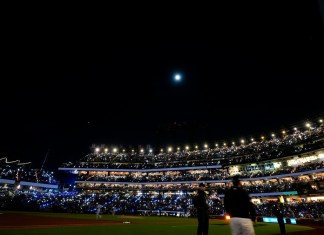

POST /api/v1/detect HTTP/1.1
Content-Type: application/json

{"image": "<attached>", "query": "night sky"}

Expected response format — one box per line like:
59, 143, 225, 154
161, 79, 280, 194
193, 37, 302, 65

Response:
1, 2, 323, 170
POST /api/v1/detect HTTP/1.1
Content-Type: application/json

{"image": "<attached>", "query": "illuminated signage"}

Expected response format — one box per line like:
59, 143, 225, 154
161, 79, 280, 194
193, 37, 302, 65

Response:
262, 217, 296, 224
287, 155, 318, 166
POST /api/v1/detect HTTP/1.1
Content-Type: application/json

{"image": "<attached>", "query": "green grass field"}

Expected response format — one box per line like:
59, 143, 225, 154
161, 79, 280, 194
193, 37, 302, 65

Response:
0, 212, 315, 235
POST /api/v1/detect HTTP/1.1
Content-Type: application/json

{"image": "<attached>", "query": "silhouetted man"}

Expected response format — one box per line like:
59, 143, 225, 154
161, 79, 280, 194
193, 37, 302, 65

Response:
272, 203, 286, 234
193, 183, 209, 235
224, 175, 256, 235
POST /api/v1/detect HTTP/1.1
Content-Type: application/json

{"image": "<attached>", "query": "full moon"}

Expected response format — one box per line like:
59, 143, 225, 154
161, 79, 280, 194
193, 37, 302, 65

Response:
174, 74, 182, 82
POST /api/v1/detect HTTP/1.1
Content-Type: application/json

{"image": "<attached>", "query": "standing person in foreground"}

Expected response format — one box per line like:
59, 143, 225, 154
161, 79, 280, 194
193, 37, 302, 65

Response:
193, 183, 209, 235
224, 175, 256, 235
272, 202, 286, 234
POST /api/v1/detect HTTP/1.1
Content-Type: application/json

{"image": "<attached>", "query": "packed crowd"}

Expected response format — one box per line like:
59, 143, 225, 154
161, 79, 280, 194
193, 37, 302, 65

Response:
0, 187, 323, 219
76, 161, 324, 183
62, 125, 323, 169
0, 158, 57, 185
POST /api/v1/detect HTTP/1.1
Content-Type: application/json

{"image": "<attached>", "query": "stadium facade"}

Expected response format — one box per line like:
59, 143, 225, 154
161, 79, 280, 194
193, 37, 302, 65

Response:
1, 118, 323, 220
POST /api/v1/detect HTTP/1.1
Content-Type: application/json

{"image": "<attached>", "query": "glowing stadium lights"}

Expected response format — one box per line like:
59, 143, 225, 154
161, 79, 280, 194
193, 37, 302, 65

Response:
305, 123, 311, 128
84, 117, 322, 157
64, 116, 324, 160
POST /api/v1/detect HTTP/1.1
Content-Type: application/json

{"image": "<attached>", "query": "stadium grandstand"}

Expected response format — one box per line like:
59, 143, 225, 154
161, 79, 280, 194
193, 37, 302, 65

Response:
0, 157, 58, 189
0, 117, 323, 223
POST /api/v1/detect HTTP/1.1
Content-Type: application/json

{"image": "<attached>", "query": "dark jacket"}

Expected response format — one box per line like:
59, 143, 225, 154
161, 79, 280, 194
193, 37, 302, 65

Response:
272, 205, 284, 219
194, 189, 209, 211
224, 186, 256, 220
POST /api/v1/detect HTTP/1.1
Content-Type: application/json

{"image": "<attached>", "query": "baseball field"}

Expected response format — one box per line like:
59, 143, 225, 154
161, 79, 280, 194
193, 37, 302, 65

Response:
0, 211, 322, 235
